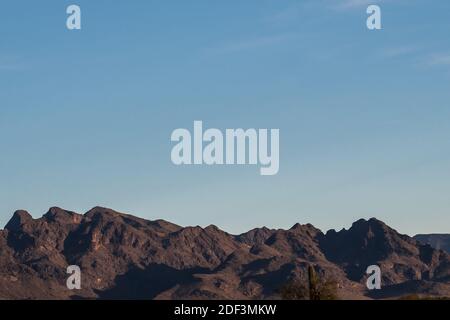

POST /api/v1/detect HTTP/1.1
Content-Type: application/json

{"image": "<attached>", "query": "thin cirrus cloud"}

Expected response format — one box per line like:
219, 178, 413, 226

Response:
425, 53, 450, 67
267, 0, 378, 15
264, 7, 301, 25
339, 0, 377, 8
329, 0, 397, 10
379, 46, 420, 59
378, 48, 450, 70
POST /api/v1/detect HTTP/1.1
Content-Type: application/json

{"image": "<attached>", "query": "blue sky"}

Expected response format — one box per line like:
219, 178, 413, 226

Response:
1, 0, 450, 235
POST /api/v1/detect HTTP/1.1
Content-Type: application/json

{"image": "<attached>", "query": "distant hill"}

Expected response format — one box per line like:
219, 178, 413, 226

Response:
0, 207, 449, 300
414, 234, 450, 253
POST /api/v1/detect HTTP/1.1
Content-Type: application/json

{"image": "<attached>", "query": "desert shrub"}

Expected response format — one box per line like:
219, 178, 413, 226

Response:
279, 280, 309, 300
279, 265, 338, 300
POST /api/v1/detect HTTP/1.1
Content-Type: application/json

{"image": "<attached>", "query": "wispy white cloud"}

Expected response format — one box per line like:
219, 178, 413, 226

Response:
379, 46, 419, 59
265, 7, 301, 25
328, 0, 404, 11
331, 0, 416, 11
336, 0, 380, 9
376, 47, 450, 70
425, 53, 450, 67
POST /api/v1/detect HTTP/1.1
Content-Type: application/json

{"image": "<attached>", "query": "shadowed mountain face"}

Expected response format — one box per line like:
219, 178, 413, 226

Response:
414, 234, 450, 254
0, 207, 449, 300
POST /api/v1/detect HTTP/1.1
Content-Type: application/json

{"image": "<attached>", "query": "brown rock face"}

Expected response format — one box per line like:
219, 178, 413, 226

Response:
0, 207, 449, 300
414, 234, 450, 253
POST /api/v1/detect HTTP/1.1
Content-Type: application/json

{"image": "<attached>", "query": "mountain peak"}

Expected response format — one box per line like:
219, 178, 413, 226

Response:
4, 210, 33, 231
84, 206, 123, 219
352, 217, 386, 227
44, 207, 81, 224
237, 226, 274, 246
290, 222, 318, 230
349, 217, 391, 234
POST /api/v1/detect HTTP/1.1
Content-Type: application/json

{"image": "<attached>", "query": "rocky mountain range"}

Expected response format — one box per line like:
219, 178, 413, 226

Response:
414, 234, 450, 254
0, 207, 449, 300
